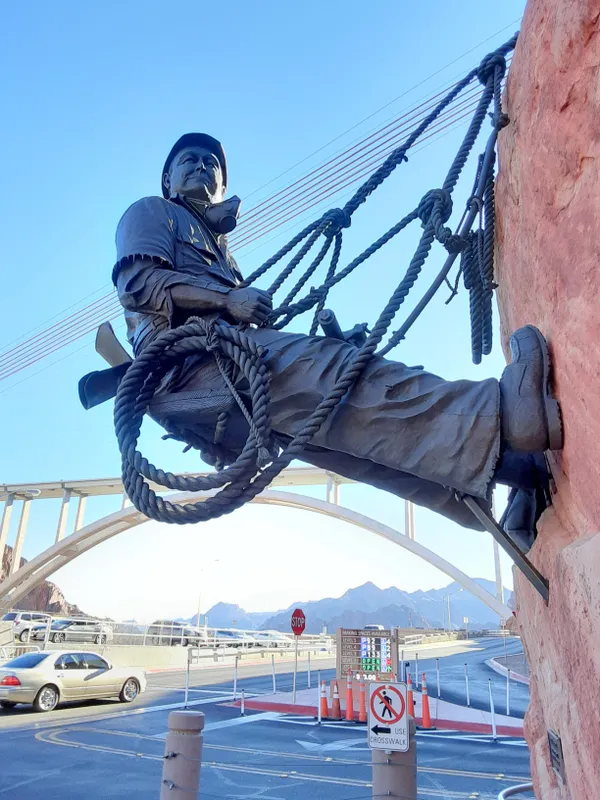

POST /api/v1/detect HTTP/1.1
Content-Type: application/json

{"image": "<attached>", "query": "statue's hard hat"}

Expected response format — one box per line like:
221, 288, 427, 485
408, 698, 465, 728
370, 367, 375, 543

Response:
162, 133, 227, 197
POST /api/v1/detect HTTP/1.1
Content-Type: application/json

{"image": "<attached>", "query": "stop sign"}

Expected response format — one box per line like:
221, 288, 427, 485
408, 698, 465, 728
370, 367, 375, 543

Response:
291, 608, 306, 636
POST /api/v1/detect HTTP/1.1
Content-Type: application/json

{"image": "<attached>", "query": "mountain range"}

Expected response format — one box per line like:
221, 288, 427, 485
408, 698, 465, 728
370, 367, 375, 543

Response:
181, 579, 512, 634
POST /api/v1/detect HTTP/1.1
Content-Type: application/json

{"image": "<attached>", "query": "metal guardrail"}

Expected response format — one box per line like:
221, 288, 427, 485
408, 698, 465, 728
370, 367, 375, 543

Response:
6, 616, 333, 651
0, 643, 41, 663
498, 784, 535, 798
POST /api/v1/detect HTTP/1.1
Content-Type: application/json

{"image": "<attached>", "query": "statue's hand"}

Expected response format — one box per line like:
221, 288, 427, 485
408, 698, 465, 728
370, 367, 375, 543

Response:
225, 287, 273, 325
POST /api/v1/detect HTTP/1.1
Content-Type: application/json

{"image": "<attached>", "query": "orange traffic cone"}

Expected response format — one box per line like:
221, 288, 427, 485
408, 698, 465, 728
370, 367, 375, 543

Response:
331, 681, 342, 720
319, 680, 329, 719
407, 671, 415, 718
421, 673, 432, 729
358, 678, 367, 723
345, 670, 354, 721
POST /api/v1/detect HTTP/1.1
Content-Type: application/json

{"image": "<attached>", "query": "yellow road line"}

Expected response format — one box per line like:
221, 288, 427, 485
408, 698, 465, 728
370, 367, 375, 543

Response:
36, 726, 529, 784
33, 729, 487, 798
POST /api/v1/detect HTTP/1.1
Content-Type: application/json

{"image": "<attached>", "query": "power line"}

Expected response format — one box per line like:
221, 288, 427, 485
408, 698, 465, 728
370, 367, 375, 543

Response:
0, 38, 515, 386
0, 99, 482, 384
0, 98, 484, 382
231, 90, 483, 250
241, 18, 520, 204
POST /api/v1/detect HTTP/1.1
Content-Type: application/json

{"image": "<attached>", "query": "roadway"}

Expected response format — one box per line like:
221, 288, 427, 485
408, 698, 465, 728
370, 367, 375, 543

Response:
402, 636, 529, 718
0, 638, 533, 799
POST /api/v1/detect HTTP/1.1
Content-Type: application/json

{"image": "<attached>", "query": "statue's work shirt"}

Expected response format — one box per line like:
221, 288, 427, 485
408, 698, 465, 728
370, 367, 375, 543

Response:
113, 195, 242, 356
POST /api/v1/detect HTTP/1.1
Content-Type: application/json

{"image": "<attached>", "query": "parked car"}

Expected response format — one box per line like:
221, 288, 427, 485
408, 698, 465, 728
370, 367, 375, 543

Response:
253, 631, 293, 648
212, 629, 257, 648
2, 611, 51, 643
0, 650, 146, 712
147, 620, 205, 647
30, 618, 113, 645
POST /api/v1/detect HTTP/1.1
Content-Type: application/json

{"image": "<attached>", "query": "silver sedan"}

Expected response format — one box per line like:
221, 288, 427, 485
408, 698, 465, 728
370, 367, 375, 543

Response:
0, 650, 146, 712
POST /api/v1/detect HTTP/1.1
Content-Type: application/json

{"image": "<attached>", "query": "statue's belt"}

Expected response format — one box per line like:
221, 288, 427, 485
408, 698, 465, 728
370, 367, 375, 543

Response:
78, 314, 370, 410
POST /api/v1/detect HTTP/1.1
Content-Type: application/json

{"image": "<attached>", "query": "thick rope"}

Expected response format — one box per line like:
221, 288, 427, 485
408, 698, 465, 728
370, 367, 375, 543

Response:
115, 34, 518, 523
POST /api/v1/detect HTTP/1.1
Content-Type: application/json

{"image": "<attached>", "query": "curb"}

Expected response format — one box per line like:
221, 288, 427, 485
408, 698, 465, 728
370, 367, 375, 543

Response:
229, 698, 524, 737
485, 657, 530, 685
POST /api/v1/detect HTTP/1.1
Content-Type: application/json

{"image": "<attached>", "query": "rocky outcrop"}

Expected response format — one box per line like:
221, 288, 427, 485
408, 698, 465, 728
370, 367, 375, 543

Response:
1, 545, 85, 616
496, 2, 600, 797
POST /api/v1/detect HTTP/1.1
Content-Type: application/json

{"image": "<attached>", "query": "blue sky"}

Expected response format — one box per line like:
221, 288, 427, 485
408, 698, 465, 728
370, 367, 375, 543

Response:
0, 1, 526, 621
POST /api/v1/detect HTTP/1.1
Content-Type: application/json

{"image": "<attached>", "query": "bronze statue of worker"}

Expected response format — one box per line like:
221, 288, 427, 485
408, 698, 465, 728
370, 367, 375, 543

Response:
82, 133, 562, 549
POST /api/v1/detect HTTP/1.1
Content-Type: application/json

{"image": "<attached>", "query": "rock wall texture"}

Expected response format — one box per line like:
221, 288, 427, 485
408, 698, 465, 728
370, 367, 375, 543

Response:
495, 2, 600, 798
1, 545, 84, 616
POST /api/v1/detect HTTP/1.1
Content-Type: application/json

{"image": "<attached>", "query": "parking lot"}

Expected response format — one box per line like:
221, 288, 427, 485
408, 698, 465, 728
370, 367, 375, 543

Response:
0, 651, 532, 799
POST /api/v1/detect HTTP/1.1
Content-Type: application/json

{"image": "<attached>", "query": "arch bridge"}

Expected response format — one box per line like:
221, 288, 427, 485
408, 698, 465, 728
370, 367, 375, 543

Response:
0, 468, 510, 618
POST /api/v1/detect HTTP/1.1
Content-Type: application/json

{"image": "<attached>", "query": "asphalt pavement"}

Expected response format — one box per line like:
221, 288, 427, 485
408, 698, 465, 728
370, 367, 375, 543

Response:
399, 637, 529, 718
0, 638, 533, 799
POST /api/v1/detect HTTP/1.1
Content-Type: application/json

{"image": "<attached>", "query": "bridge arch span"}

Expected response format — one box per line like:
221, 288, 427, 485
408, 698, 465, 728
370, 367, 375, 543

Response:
0, 489, 511, 618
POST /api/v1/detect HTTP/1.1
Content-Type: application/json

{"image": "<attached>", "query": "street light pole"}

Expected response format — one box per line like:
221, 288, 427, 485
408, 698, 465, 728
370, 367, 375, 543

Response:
196, 560, 219, 627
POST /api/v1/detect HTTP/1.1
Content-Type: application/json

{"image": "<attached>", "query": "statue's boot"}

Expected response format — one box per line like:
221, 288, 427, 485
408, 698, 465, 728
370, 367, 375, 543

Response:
495, 452, 551, 552
493, 325, 562, 551
499, 324, 563, 453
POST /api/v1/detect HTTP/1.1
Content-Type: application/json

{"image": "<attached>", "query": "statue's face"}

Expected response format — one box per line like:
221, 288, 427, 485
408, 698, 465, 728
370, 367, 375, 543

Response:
163, 146, 225, 203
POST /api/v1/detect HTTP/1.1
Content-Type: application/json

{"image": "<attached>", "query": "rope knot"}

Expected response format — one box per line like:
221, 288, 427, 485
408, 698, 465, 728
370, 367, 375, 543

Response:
444, 234, 466, 254
323, 208, 351, 238
477, 52, 506, 85
417, 189, 453, 227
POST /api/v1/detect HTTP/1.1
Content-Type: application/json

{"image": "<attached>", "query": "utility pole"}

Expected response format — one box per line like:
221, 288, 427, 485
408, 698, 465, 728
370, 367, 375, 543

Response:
196, 559, 219, 627
196, 593, 202, 627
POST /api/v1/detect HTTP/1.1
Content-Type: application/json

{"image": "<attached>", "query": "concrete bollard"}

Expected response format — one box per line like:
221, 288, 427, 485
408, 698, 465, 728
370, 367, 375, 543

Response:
160, 710, 205, 799
371, 717, 417, 799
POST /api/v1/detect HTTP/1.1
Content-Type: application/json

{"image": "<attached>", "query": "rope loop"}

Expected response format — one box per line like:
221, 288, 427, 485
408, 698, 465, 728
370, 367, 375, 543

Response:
323, 207, 352, 238
477, 52, 506, 85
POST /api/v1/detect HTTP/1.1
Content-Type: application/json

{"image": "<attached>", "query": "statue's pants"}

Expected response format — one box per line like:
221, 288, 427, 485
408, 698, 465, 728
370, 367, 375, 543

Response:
151, 327, 501, 530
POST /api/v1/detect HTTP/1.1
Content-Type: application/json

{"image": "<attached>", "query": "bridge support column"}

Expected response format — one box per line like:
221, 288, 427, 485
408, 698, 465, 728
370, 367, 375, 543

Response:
404, 501, 415, 540
55, 489, 71, 543
9, 498, 31, 576
73, 494, 87, 532
0, 494, 14, 559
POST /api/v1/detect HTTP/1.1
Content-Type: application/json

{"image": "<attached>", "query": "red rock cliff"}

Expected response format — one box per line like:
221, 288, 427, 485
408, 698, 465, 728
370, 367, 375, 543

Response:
496, 2, 600, 798
1, 545, 84, 616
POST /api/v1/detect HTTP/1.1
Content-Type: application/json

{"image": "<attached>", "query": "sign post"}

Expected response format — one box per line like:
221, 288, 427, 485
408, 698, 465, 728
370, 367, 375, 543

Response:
291, 608, 306, 704
368, 680, 416, 800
